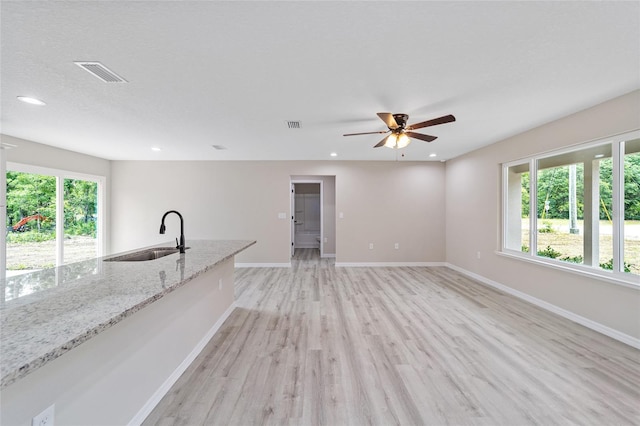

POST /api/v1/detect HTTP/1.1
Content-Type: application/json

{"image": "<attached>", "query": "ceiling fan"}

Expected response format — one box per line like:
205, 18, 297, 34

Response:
343, 113, 456, 149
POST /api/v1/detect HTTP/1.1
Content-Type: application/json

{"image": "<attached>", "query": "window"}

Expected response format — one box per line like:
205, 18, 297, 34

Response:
63, 177, 99, 264
5, 171, 57, 271
624, 138, 640, 275
502, 131, 640, 285
4, 163, 104, 279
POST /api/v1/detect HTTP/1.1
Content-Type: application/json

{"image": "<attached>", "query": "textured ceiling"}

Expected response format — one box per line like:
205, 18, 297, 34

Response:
1, 1, 639, 161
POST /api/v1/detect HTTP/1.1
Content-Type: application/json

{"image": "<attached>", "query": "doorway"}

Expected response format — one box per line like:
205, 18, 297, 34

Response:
291, 181, 322, 258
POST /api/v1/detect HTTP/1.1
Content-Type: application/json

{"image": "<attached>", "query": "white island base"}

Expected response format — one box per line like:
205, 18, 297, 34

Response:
1, 243, 251, 425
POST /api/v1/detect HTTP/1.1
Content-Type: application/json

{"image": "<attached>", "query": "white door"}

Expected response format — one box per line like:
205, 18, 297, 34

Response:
290, 183, 295, 257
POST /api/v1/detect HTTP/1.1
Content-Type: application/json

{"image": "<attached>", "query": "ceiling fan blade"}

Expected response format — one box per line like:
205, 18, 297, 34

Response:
343, 130, 389, 137
406, 114, 456, 131
406, 132, 437, 142
374, 134, 391, 148
377, 112, 399, 130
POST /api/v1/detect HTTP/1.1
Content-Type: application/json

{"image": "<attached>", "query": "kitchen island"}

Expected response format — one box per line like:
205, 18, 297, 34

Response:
1, 239, 255, 425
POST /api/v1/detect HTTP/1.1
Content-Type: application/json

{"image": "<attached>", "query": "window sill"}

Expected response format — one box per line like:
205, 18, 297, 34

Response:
497, 250, 640, 290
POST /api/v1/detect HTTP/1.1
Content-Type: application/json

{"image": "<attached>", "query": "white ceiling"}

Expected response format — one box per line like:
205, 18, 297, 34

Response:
1, 1, 639, 162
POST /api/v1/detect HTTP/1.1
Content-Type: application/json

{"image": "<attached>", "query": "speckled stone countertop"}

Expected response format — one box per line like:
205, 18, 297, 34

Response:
0, 239, 255, 389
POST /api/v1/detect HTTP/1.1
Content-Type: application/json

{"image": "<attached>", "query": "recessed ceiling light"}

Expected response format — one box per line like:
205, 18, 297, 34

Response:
330, 152, 337, 157
429, 153, 437, 158
151, 147, 161, 152
17, 96, 46, 106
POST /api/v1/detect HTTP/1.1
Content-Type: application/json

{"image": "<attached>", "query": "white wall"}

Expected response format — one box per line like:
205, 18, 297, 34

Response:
445, 90, 640, 340
110, 161, 446, 264
1, 134, 111, 177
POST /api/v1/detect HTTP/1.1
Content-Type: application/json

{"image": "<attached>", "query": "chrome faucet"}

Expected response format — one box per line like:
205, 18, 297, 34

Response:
159, 210, 186, 253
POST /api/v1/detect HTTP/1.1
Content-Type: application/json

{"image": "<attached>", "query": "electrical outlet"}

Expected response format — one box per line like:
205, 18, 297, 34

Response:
369, 243, 374, 250
32, 404, 54, 426
339, 212, 344, 219
324, 237, 328, 243
477, 251, 481, 259
394, 243, 399, 250
277, 212, 286, 219
218, 278, 223, 290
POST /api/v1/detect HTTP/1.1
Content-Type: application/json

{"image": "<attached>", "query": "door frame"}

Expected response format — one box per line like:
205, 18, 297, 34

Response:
290, 179, 323, 258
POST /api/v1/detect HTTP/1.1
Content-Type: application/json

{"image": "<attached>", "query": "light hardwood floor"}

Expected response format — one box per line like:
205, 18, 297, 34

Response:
144, 249, 640, 425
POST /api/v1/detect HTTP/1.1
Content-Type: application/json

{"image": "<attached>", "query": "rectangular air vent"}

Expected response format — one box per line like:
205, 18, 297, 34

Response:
211, 145, 227, 150
286, 121, 301, 129
74, 62, 127, 83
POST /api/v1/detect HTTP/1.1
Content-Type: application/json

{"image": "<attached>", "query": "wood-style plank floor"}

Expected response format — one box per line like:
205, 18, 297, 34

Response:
143, 249, 640, 425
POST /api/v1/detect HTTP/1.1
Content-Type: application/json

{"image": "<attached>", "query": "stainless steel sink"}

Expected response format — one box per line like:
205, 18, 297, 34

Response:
104, 247, 189, 262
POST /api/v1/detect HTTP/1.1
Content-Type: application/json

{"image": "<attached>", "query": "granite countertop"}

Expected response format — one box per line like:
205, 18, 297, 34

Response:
0, 239, 255, 389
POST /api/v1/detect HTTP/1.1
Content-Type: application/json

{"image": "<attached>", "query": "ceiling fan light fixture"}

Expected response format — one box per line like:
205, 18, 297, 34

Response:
383, 134, 396, 148
384, 133, 411, 149
396, 134, 410, 149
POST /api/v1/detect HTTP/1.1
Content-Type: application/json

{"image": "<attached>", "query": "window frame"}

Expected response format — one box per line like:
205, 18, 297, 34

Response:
4, 162, 106, 270
500, 130, 640, 289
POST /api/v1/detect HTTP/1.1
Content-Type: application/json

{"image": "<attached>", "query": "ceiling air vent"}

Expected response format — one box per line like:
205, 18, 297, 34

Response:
212, 145, 227, 150
74, 62, 128, 83
286, 121, 301, 129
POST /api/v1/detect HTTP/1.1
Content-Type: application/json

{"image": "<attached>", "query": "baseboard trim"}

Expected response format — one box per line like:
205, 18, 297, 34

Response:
235, 263, 291, 268
335, 261, 446, 267
445, 263, 640, 350
128, 302, 238, 426
321, 253, 336, 259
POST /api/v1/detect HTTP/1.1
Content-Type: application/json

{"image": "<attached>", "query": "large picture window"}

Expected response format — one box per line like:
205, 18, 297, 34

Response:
4, 163, 104, 279
502, 131, 640, 285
